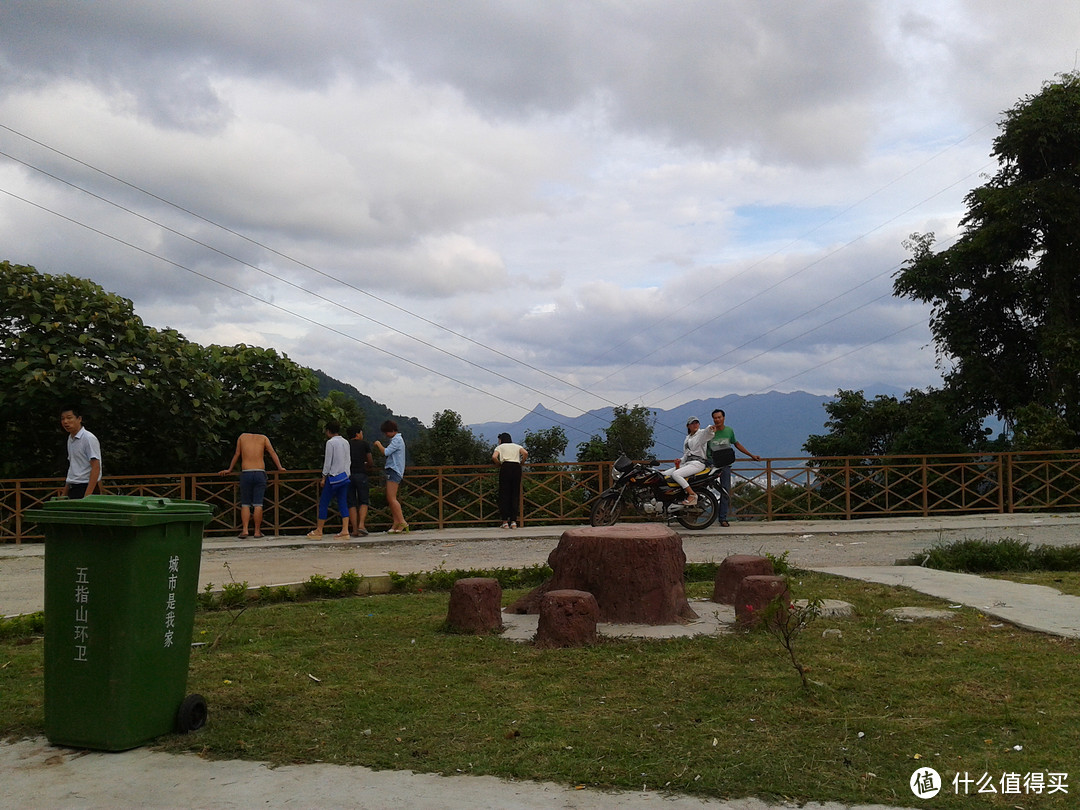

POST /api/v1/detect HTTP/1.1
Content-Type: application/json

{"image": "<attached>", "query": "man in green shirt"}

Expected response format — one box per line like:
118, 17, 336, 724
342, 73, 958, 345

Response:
707, 408, 760, 527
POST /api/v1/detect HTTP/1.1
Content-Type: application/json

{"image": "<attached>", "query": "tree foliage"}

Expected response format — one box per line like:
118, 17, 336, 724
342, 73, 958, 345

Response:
0, 261, 220, 475
894, 73, 1080, 445
205, 344, 332, 469
576, 404, 656, 462
409, 409, 491, 466
0, 261, 337, 476
522, 426, 568, 464
803, 388, 990, 459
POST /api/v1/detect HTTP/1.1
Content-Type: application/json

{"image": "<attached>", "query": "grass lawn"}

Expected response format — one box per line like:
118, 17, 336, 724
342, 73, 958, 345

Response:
985, 570, 1080, 597
2, 572, 1078, 809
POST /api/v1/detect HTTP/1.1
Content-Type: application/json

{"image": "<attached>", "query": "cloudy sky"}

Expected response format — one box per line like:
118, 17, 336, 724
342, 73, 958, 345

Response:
2, 1, 1078, 434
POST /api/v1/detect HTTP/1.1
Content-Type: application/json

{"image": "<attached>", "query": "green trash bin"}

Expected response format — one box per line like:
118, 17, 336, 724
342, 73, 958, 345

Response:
26, 495, 214, 751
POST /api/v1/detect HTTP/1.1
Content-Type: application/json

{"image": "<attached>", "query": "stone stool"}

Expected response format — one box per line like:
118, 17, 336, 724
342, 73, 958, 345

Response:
733, 575, 790, 627
535, 589, 599, 648
446, 577, 503, 634
713, 554, 774, 604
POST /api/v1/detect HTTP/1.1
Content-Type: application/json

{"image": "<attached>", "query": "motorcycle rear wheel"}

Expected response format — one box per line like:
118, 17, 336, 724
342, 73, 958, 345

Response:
675, 489, 718, 530
589, 493, 623, 526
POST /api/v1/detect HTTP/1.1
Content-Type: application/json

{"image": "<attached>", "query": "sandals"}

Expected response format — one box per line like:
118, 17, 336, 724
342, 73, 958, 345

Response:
719, 520, 730, 527
510, 522, 517, 529
501, 522, 510, 529
333, 531, 350, 539
387, 524, 410, 534
305, 530, 323, 539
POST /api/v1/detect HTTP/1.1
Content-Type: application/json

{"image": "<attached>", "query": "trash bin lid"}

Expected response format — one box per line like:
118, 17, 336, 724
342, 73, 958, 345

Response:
26, 495, 213, 526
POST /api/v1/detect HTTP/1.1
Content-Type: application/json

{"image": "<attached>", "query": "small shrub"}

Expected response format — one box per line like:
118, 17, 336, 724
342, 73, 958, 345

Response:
902, 538, 1080, 572
0, 612, 44, 641
764, 550, 792, 575
388, 570, 423, 592
759, 593, 823, 691
684, 562, 720, 583
302, 570, 364, 599
388, 564, 553, 593
197, 582, 217, 610
220, 581, 250, 609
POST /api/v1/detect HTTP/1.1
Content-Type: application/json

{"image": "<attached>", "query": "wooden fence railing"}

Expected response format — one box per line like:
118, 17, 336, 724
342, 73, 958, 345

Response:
4, 450, 1080, 543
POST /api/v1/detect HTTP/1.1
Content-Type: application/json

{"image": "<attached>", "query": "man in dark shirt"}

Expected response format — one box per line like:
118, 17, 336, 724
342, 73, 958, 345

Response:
347, 425, 374, 537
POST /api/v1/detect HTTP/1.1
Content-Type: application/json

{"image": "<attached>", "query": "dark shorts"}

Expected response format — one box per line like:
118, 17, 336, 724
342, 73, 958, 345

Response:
239, 470, 268, 507
347, 473, 370, 508
66, 482, 88, 500
385, 468, 403, 484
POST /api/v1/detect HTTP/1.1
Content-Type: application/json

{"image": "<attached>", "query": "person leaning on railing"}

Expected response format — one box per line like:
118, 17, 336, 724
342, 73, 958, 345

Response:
708, 408, 760, 527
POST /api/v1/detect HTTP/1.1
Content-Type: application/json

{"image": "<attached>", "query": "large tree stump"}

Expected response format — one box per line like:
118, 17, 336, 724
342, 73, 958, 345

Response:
713, 554, 774, 604
535, 589, 599, 647
446, 577, 503, 633
507, 525, 697, 624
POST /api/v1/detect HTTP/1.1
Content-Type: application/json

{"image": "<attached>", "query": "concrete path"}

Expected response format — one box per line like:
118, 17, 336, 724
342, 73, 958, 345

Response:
818, 565, 1080, 637
0, 737, 915, 810
5, 513, 1079, 809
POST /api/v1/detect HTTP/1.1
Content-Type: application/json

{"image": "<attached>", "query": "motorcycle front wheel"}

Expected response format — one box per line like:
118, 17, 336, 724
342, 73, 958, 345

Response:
675, 489, 718, 530
589, 493, 623, 526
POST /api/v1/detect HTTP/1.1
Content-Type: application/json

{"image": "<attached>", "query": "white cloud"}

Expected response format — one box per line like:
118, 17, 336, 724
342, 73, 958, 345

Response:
0, 0, 1075, 426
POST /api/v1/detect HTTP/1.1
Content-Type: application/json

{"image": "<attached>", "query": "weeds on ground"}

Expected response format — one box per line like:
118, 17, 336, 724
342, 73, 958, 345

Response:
758, 595, 823, 690
903, 538, 1080, 573
388, 563, 552, 593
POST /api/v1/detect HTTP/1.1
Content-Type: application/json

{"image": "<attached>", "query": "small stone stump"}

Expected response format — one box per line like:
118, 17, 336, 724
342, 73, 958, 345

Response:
446, 577, 503, 634
713, 554, 774, 604
734, 575, 790, 627
507, 525, 697, 624
535, 589, 599, 648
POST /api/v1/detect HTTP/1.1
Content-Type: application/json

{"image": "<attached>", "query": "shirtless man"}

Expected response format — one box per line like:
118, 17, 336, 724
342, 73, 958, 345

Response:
219, 433, 286, 538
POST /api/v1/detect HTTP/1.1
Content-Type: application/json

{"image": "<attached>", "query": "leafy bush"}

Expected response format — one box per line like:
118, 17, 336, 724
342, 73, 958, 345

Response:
684, 562, 719, 582
905, 538, 1080, 572
302, 569, 364, 598
389, 564, 553, 593
220, 581, 250, 609
0, 612, 44, 641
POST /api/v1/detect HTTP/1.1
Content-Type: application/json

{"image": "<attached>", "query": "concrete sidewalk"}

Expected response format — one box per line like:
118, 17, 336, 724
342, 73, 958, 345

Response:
818, 565, 1080, 637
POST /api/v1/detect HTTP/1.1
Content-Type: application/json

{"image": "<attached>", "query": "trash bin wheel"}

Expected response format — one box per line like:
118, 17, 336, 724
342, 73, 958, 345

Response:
177, 693, 208, 733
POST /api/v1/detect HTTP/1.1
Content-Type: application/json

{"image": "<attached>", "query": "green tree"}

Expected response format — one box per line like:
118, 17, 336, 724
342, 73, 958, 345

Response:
576, 404, 656, 462
522, 426, 568, 464
894, 73, 1080, 445
410, 409, 491, 466
0, 261, 221, 476
803, 388, 988, 458
205, 344, 332, 469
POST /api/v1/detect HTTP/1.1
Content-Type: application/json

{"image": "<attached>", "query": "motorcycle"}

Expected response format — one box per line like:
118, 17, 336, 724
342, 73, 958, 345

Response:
589, 454, 723, 530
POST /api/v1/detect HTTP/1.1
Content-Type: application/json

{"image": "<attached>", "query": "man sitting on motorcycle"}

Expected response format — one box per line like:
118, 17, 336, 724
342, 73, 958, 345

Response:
662, 416, 712, 506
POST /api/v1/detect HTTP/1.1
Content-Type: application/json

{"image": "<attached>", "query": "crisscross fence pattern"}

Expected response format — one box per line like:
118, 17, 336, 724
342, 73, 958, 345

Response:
4, 450, 1080, 543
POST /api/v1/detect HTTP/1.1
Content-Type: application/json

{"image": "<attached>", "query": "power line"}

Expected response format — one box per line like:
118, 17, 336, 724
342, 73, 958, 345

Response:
0, 123, 622, 418
0, 185, 601, 442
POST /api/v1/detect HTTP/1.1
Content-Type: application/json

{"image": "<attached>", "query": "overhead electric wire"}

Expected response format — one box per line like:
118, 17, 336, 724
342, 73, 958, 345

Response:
0, 148, 618, 429
0, 185, 600, 442
616, 160, 992, 408
584, 124, 995, 395
0, 123, 620, 419
1, 120, 988, 450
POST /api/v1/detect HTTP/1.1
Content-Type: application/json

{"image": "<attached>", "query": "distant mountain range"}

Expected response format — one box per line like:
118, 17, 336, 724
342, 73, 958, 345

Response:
312, 369, 426, 445
315, 367, 910, 461
470, 391, 851, 461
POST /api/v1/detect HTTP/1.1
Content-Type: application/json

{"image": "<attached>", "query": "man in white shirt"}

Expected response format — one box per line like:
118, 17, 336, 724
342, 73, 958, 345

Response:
60, 406, 102, 499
